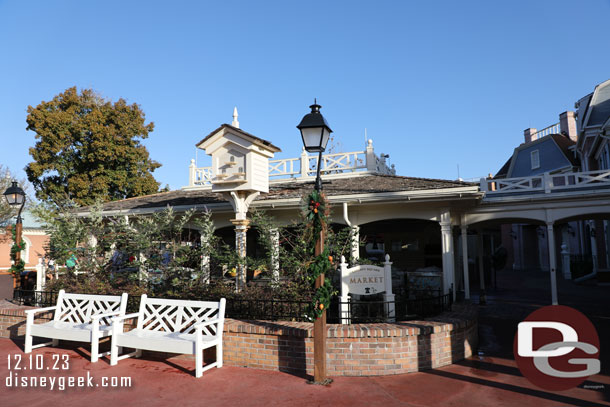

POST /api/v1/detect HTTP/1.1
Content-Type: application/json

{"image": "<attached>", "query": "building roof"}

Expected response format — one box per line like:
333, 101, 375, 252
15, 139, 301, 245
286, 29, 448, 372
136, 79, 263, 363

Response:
585, 79, 610, 128
195, 124, 281, 152
94, 174, 475, 213
494, 133, 579, 179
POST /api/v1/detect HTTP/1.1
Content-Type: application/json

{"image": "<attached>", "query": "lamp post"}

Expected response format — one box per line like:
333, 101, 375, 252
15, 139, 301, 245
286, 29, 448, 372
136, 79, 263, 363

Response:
4, 181, 26, 288
297, 100, 332, 384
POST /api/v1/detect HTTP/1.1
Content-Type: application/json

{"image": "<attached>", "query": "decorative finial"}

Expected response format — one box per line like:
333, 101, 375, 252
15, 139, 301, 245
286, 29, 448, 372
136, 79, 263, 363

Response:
232, 106, 239, 128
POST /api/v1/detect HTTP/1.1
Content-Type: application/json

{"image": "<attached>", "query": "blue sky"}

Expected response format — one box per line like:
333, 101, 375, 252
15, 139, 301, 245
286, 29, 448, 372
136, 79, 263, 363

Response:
1, 0, 609, 192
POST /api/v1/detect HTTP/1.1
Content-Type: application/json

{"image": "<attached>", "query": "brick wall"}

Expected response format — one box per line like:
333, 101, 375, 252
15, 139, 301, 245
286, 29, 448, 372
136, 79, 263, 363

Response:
0, 303, 477, 377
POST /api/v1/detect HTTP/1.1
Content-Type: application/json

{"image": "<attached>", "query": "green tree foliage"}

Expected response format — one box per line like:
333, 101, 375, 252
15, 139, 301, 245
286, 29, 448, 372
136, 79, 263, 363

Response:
25, 87, 161, 206
0, 165, 30, 226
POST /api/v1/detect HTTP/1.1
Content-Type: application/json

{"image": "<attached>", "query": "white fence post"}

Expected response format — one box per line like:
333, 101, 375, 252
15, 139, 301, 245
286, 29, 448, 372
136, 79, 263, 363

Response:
300, 148, 308, 178
366, 139, 376, 172
35, 258, 45, 292
189, 159, 196, 186
480, 178, 488, 192
339, 256, 350, 324
383, 254, 395, 322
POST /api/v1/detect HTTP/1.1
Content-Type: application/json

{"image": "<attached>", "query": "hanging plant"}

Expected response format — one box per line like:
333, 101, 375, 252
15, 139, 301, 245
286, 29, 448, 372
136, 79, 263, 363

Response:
7, 225, 26, 279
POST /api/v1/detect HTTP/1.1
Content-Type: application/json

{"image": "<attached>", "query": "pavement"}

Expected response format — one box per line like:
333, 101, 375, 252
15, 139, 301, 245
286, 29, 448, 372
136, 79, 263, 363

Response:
0, 270, 609, 407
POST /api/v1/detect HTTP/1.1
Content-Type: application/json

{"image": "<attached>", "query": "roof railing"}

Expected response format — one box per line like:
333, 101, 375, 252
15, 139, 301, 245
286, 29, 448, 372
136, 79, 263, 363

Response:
532, 122, 560, 140
186, 139, 396, 188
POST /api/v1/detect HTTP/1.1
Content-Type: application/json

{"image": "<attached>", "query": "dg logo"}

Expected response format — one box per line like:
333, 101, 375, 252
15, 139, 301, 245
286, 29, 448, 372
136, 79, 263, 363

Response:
514, 305, 601, 391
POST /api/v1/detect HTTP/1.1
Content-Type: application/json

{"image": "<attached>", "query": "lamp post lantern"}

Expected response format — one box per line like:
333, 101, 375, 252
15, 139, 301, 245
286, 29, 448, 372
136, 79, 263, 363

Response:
4, 181, 26, 287
297, 101, 332, 384
297, 100, 333, 192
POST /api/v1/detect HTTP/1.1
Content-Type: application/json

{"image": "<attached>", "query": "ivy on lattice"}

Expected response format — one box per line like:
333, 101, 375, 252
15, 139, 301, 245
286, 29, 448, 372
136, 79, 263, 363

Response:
7, 225, 26, 279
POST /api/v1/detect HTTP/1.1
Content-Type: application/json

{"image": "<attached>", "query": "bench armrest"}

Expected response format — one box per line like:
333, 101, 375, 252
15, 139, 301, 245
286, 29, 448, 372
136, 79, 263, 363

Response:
112, 312, 140, 323
91, 311, 123, 321
194, 318, 221, 330
25, 306, 57, 315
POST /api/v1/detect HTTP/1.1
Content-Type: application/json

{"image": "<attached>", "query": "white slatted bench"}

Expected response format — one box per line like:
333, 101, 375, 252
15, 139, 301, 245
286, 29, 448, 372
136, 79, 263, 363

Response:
25, 290, 129, 362
110, 295, 226, 378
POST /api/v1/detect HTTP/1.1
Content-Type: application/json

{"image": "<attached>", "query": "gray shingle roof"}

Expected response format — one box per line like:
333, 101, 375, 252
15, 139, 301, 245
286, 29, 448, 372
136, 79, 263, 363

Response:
96, 174, 474, 212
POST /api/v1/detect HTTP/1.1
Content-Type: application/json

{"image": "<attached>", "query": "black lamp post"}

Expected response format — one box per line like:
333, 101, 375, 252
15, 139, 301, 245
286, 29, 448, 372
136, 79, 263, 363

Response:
297, 100, 332, 384
4, 181, 26, 287
297, 100, 333, 191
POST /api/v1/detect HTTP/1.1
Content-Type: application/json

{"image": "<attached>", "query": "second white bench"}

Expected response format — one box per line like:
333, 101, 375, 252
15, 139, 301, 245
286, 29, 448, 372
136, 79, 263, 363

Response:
110, 295, 226, 378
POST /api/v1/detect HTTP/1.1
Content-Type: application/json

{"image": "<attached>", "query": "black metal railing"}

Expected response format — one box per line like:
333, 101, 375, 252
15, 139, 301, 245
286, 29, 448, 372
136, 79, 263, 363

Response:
13, 290, 59, 308
12, 289, 453, 323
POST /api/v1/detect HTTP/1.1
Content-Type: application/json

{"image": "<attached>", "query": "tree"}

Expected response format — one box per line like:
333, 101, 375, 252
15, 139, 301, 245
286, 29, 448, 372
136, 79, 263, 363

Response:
25, 87, 161, 206
0, 165, 30, 226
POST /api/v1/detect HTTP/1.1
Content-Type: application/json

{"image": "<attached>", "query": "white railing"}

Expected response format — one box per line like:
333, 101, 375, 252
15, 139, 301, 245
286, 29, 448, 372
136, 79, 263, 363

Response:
187, 139, 396, 187
481, 169, 610, 196
533, 123, 560, 140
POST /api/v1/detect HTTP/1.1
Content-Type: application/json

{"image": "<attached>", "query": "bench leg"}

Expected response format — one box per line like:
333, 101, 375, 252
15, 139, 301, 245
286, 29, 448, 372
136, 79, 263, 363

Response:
135, 349, 142, 358
196, 347, 203, 378
110, 337, 118, 366
217, 342, 223, 368
52, 339, 59, 347
24, 331, 33, 354
91, 339, 99, 363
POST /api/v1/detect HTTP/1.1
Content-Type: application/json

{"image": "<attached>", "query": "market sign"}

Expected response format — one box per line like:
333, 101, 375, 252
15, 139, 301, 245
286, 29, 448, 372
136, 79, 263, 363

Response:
342, 265, 385, 295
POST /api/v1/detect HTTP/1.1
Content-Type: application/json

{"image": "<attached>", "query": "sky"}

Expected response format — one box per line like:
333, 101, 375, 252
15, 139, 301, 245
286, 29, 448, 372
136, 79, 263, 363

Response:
1, 0, 610, 194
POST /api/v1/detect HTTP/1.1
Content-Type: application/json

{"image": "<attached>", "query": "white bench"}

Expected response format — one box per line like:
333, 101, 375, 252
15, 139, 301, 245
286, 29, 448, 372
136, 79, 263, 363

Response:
110, 295, 226, 378
25, 289, 129, 362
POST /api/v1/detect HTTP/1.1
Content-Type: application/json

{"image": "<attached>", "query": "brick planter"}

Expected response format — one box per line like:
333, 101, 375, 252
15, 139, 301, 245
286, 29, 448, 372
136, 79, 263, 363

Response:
0, 303, 477, 377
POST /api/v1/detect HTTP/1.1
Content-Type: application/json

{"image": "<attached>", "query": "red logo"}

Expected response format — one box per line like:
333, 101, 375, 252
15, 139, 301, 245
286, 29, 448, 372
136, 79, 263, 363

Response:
513, 305, 600, 391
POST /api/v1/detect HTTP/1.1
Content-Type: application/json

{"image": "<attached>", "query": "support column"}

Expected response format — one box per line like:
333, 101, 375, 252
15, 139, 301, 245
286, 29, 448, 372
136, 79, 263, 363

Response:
201, 234, 210, 284
561, 226, 571, 280
547, 222, 558, 305
232, 219, 250, 290
589, 220, 599, 273
477, 232, 486, 305
461, 224, 470, 300
351, 225, 360, 261
440, 210, 456, 299
270, 228, 280, 283
224, 191, 260, 291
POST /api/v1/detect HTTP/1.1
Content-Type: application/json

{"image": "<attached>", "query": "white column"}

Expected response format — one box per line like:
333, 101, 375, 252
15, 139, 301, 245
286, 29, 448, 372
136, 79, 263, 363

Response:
233, 221, 249, 290
201, 234, 210, 284
270, 228, 280, 283
589, 220, 599, 273
477, 232, 486, 304
440, 210, 456, 299
561, 226, 571, 280
461, 225, 470, 300
351, 225, 360, 261
547, 222, 558, 305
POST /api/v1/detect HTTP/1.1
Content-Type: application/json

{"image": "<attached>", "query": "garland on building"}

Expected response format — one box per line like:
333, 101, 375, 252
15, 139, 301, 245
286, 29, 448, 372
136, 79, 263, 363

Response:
7, 225, 26, 278
302, 191, 335, 321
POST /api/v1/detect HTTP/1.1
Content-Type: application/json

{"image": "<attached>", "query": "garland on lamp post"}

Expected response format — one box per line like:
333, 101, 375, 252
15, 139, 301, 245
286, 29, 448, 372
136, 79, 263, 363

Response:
7, 225, 26, 279
302, 190, 335, 321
